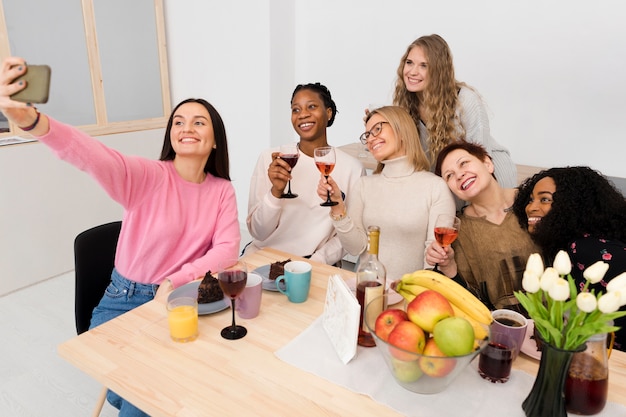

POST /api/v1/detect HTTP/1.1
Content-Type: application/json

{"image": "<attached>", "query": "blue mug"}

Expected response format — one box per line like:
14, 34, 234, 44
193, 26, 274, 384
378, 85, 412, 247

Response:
276, 261, 312, 303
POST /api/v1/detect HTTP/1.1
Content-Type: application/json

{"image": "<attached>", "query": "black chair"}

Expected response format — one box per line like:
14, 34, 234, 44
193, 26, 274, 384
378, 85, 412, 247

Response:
74, 220, 121, 416
74, 221, 121, 334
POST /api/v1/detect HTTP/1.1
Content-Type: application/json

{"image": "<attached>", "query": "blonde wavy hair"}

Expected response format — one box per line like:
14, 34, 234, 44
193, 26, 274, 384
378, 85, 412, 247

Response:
392, 34, 468, 165
365, 106, 430, 175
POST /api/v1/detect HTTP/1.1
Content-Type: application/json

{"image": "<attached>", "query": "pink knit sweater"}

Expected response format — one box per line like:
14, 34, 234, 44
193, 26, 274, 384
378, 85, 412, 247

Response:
38, 118, 241, 288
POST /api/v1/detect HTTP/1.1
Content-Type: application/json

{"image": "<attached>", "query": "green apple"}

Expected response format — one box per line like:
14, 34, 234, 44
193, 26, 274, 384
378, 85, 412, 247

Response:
390, 357, 423, 383
419, 337, 456, 377
432, 317, 475, 356
406, 290, 454, 333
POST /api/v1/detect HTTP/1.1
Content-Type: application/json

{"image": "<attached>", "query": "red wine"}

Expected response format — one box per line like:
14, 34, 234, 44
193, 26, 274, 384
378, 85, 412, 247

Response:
218, 270, 247, 298
281, 154, 299, 168
434, 227, 458, 247
565, 355, 609, 415
478, 342, 513, 382
315, 161, 335, 176
356, 281, 383, 347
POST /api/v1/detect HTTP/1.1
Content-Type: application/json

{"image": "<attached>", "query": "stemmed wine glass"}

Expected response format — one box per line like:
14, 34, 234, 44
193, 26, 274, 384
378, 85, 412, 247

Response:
314, 146, 338, 207
280, 143, 299, 198
217, 259, 248, 340
433, 214, 461, 272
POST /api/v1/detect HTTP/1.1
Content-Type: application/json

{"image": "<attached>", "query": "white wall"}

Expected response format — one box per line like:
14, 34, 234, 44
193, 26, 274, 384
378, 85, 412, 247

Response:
2, 0, 625, 295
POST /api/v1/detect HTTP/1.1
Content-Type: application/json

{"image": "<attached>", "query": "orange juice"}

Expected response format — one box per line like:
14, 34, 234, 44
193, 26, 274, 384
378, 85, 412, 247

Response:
167, 302, 198, 342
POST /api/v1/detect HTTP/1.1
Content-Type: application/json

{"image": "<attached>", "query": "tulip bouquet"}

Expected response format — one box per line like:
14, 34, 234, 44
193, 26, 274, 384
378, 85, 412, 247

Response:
515, 250, 626, 350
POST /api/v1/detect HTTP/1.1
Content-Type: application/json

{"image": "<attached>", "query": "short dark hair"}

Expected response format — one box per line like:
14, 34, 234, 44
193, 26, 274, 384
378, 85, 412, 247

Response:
159, 98, 230, 180
291, 82, 338, 127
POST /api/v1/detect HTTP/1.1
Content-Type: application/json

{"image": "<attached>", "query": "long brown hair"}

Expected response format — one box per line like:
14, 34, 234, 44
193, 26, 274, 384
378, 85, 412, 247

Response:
393, 34, 468, 165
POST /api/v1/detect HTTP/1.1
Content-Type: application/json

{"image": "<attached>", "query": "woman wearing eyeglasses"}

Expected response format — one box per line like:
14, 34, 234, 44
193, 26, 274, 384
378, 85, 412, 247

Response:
393, 34, 517, 188
317, 106, 455, 283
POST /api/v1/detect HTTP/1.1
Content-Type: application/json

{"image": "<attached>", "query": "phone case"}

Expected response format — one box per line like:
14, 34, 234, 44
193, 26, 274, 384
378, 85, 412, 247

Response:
10, 65, 51, 104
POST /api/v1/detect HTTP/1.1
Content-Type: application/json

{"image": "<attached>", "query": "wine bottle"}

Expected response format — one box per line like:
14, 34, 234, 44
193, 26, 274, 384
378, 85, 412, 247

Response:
356, 225, 387, 347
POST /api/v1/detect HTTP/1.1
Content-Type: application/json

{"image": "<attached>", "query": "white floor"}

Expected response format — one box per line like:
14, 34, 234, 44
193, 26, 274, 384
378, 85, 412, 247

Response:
0, 271, 118, 417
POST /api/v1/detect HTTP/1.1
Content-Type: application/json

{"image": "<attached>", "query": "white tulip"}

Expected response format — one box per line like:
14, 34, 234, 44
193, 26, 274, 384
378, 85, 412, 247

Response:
576, 292, 597, 313
583, 261, 609, 284
606, 272, 626, 293
598, 291, 622, 313
540, 267, 560, 292
526, 253, 545, 277
522, 270, 541, 293
548, 277, 570, 301
553, 251, 572, 276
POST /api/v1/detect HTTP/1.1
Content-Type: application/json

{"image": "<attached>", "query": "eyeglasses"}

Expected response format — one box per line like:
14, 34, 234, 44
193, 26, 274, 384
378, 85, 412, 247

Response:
359, 121, 389, 144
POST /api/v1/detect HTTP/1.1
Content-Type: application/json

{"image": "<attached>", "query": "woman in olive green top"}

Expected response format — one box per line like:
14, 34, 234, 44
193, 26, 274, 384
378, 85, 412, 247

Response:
426, 141, 538, 311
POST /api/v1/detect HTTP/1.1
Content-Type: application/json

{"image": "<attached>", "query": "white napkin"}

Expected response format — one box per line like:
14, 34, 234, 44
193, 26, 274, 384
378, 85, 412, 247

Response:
322, 274, 360, 364
275, 316, 626, 417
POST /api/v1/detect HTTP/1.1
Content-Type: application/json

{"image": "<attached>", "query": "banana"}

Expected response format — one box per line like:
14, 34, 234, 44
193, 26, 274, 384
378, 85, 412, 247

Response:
393, 277, 430, 302
401, 269, 493, 325
449, 304, 489, 340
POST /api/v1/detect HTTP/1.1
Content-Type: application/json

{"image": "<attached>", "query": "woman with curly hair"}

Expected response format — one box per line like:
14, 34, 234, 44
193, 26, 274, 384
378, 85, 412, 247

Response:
513, 166, 626, 350
393, 34, 517, 188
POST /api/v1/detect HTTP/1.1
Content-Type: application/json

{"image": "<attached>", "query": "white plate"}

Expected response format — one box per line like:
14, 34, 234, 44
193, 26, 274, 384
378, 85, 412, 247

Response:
520, 319, 542, 360
168, 280, 229, 315
254, 264, 287, 292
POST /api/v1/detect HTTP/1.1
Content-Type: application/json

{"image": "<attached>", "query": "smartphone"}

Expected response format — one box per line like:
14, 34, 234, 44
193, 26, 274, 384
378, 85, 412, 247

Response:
10, 65, 51, 104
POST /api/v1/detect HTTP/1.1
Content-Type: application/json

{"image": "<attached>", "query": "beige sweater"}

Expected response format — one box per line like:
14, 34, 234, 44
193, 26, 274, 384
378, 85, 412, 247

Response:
333, 156, 455, 281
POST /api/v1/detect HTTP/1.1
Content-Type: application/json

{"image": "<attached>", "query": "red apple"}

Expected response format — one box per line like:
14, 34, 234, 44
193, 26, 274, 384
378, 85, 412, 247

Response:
375, 308, 409, 342
406, 289, 454, 333
433, 316, 475, 356
419, 337, 456, 377
387, 320, 426, 361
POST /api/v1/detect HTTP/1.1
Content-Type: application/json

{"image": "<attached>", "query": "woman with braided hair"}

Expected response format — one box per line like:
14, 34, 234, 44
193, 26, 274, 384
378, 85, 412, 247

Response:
393, 34, 518, 188
245, 82, 364, 265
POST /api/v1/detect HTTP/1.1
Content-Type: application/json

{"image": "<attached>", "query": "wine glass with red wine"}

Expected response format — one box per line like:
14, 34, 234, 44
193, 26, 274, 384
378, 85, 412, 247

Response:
217, 259, 248, 340
433, 214, 461, 271
280, 143, 299, 198
314, 146, 338, 207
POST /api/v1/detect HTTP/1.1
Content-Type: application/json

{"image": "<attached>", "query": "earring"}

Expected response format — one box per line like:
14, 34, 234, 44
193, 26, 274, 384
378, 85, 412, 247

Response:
213, 145, 217, 149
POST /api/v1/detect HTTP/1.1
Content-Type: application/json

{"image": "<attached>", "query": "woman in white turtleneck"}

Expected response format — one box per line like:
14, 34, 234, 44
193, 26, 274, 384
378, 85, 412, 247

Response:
317, 106, 455, 282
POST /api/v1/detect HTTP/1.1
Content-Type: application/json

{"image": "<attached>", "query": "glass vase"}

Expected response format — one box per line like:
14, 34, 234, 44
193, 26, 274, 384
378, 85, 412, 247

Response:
522, 339, 585, 417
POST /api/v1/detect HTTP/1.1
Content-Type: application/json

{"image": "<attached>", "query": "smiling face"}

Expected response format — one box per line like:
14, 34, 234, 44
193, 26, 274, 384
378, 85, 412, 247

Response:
525, 176, 556, 233
169, 102, 215, 160
439, 149, 495, 200
290, 89, 332, 142
363, 114, 404, 161
403, 46, 429, 93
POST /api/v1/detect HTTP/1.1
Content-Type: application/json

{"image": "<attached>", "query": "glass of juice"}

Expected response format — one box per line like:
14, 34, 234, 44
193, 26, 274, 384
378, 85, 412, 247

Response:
167, 296, 199, 342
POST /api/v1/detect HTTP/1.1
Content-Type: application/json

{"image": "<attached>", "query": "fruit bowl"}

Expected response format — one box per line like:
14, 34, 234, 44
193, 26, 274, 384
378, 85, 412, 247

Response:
365, 294, 490, 394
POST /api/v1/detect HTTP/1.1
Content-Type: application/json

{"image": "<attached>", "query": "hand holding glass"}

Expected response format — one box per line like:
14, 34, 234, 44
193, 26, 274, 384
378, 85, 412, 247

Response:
217, 259, 248, 340
314, 146, 338, 207
279, 143, 299, 198
433, 214, 460, 271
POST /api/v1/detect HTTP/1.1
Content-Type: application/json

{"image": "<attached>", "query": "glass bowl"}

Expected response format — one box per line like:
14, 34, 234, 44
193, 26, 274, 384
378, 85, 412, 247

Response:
365, 293, 490, 394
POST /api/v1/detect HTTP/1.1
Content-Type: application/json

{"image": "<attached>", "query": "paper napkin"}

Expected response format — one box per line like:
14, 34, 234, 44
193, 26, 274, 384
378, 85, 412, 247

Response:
322, 274, 360, 364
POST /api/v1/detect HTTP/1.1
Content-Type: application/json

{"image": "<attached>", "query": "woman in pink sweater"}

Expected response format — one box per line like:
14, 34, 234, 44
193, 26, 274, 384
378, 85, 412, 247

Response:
1, 57, 240, 416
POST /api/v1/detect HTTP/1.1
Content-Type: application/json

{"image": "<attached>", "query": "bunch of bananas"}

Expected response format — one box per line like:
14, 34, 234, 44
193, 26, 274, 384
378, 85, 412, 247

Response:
394, 269, 493, 340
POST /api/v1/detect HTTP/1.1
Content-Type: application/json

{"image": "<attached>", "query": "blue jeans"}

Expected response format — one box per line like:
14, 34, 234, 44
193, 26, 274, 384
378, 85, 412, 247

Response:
89, 269, 159, 417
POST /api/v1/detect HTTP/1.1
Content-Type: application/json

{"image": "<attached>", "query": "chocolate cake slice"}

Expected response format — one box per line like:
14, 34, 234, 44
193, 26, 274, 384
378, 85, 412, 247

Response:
269, 259, 291, 281
197, 271, 224, 304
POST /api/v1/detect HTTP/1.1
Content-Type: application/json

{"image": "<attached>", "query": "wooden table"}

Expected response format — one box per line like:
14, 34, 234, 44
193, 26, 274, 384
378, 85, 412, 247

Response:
58, 248, 626, 416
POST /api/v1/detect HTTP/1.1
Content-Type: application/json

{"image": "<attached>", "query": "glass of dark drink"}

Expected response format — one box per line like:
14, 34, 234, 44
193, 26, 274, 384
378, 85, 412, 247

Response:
478, 331, 517, 383
279, 143, 300, 198
432, 214, 460, 271
217, 259, 248, 340
314, 146, 338, 207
